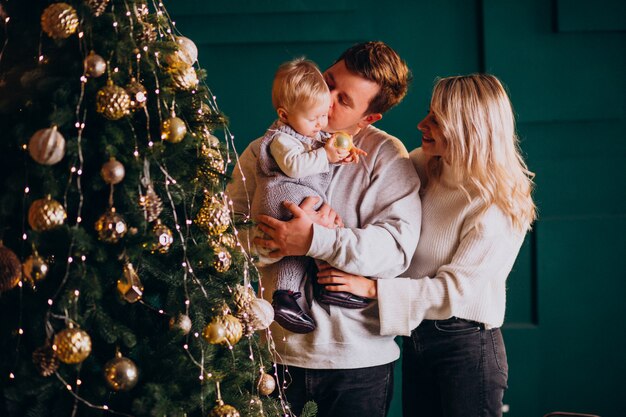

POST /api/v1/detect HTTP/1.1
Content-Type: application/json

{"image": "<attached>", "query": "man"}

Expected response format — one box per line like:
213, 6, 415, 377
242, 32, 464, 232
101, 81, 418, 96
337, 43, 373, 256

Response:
226, 41, 421, 417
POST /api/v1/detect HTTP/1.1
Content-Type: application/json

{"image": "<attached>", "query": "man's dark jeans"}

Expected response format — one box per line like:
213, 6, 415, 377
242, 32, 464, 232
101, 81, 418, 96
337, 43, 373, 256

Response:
274, 362, 394, 417
403, 317, 509, 417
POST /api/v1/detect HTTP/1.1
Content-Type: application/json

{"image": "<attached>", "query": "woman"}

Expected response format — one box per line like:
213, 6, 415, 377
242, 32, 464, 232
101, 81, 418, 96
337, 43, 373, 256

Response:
317, 74, 536, 417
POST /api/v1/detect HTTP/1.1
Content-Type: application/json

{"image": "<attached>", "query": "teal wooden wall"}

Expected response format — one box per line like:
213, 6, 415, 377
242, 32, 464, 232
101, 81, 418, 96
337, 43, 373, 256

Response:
170, 1, 626, 416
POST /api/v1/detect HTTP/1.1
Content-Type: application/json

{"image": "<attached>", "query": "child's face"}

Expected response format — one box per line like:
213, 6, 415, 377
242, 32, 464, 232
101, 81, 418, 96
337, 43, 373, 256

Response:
284, 95, 331, 138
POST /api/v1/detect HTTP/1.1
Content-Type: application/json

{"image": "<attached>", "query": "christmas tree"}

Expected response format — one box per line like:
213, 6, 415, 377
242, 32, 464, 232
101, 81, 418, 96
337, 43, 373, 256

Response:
0, 1, 288, 416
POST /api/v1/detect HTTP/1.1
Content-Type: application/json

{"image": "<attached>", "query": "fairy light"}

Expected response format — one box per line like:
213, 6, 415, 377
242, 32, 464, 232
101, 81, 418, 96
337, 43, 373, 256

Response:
183, 344, 188, 350
17, 328, 23, 335
9, 373, 15, 379
78, 31, 84, 39
47, 299, 53, 306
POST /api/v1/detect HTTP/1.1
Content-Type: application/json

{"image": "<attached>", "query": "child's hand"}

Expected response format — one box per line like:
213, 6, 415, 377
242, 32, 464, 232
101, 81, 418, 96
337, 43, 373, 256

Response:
324, 139, 350, 163
341, 146, 367, 164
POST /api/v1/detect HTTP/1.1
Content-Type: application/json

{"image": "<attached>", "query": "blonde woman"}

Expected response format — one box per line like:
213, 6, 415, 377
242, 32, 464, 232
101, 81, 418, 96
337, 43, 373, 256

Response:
317, 74, 536, 416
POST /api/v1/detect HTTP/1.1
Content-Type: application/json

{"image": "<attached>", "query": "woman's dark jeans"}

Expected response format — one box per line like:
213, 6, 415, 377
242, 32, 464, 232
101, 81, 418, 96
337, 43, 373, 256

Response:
274, 362, 394, 417
403, 317, 508, 417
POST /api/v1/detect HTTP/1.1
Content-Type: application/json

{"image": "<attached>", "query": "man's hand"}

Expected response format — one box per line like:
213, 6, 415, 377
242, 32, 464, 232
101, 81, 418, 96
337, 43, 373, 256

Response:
299, 197, 343, 228
255, 201, 315, 258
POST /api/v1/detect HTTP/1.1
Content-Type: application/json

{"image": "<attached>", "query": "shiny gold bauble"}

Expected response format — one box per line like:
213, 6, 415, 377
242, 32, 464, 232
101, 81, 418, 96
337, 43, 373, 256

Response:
32, 342, 60, 377
209, 401, 240, 417
53, 327, 92, 364
169, 313, 192, 335
86, 0, 111, 17
95, 208, 127, 243
175, 36, 198, 66
168, 64, 199, 90
96, 81, 131, 120
201, 320, 226, 345
126, 79, 147, 110
0, 244, 22, 293
204, 314, 243, 346
148, 221, 174, 254
257, 372, 276, 396
212, 245, 232, 273
104, 352, 139, 391
249, 298, 274, 331
28, 126, 66, 165
84, 51, 106, 77
161, 116, 187, 143
28, 196, 66, 232
22, 253, 49, 285
100, 157, 125, 185
194, 196, 230, 236
41, 3, 79, 40
117, 262, 143, 303
333, 131, 353, 150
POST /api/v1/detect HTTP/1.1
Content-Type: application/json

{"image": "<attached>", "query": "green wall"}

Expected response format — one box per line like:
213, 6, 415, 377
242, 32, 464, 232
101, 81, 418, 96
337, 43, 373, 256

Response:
170, 1, 626, 416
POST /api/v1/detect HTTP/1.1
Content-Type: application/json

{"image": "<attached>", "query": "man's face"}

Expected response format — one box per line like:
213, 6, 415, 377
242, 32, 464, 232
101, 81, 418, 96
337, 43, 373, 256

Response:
323, 60, 380, 135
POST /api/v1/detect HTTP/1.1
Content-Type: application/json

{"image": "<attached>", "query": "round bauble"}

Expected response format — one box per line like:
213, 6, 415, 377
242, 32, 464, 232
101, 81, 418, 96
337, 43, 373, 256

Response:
100, 157, 125, 184
94, 208, 127, 243
96, 81, 131, 120
0, 243, 22, 293
257, 372, 276, 396
249, 298, 274, 331
28, 126, 66, 165
32, 342, 60, 377
202, 320, 226, 345
212, 245, 231, 273
169, 313, 192, 335
41, 3, 79, 40
175, 36, 198, 65
28, 196, 66, 232
126, 79, 147, 110
161, 116, 187, 143
333, 131, 353, 150
209, 402, 240, 417
23, 253, 49, 285
84, 51, 106, 78
53, 327, 92, 364
148, 221, 174, 254
104, 352, 139, 391
117, 262, 143, 303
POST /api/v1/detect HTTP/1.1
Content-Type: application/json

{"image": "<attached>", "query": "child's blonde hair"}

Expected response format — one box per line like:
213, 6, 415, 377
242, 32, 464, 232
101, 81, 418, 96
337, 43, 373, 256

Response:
426, 74, 537, 232
272, 58, 329, 112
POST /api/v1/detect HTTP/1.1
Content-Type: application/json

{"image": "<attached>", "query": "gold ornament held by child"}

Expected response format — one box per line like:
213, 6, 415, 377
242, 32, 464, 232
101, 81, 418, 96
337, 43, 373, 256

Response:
333, 131, 353, 150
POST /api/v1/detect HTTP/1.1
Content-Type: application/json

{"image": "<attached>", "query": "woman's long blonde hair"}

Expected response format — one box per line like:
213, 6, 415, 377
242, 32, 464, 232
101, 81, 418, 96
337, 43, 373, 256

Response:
426, 74, 536, 232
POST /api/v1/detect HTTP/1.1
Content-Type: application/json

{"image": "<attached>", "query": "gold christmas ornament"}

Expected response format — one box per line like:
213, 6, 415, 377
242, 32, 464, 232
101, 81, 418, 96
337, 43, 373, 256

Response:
117, 262, 143, 303
23, 253, 49, 286
32, 342, 59, 377
197, 146, 226, 184
41, 3, 79, 40
28, 195, 67, 232
333, 131, 353, 150
139, 187, 163, 223
148, 220, 174, 254
96, 80, 131, 120
257, 372, 276, 396
215, 314, 243, 346
175, 36, 198, 66
95, 208, 127, 243
212, 245, 232, 273
190, 103, 213, 124
100, 157, 125, 185
126, 79, 148, 110
194, 195, 230, 236
136, 21, 156, 44
168, 64, 199, 90
249, 298, 274, 331
83, 51, 107, 78
169, 313, 192, 335
53, 326, 92, 364
209, 401, 240, 417
0, 243, 22, 293
195, 128, 221, 148
28, 126, 66, 165
161, 116, 187, 143
233, 284, 255, 312
202, 320, 226, 345
219, 233, 237, 250
85, 0, 111, 17
104, 351, 139, 391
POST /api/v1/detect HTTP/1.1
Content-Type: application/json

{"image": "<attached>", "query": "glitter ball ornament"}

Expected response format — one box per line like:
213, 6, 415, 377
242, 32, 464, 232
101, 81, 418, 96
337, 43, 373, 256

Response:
23, 253, 49, 286
333, 131, 353, 150
28, 126, 66, 165
117, 262, 143, 303
257, 372, 276, 396
249, 298, 274, 331
0, 243, 22, 293
169, 64, 199, 90
95, 207, 127, 243
209, 401, 240, 417
212, 245, 232, 273
169, 313, 192, 335
219, 233, 237, 250
104, 351, 139, 391
215, 314, 243, 346
32, 342, 59, 377
85, 0, 111, 17
41, 3, 79, 40
96, 80, 131, 120
161, 116, 187, 143
139, 187, 163, 223
28, 195, 67, 232
148, 220, 174, 254
198, 146, 226, 184
100, 157, 125, 185
83, 51, 106, 77
53, 327, 92, 364
126, 79, 147, 110
194, 195, 230, 236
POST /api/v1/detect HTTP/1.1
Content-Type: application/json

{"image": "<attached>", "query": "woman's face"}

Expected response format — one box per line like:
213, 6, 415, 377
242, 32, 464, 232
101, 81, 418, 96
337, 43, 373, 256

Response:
417, 111, 448, 157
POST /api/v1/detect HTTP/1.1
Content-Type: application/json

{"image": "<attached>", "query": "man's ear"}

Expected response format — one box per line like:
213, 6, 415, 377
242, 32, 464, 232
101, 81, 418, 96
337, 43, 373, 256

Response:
277, 107, 289, 123
357, 113, 383, 129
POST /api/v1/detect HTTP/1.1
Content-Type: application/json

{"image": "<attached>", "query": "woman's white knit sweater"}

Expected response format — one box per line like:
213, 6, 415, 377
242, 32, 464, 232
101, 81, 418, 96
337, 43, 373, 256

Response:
377, 148, 527, 335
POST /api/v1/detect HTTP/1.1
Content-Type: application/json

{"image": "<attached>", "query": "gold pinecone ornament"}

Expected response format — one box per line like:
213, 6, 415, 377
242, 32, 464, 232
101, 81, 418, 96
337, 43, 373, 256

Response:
168, 63, 199, 91
0, 243, 22, 293
139, 187, 163, 223
28, 195, 67, 232
53, 326, 92, 364
103, 351, 139, 391
96, 80, 131, 120
41, 3, 79, 40
233, 284, 255, 312
195, 195, 230, 236
209, 400, 240, 417
32, 342, 60, 377
85, 0, 111, 17
197, 146, 226, 184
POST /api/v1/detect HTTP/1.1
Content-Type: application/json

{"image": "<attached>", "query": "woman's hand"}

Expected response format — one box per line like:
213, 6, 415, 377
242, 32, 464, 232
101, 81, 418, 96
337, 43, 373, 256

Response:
317, 262, 377, 299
